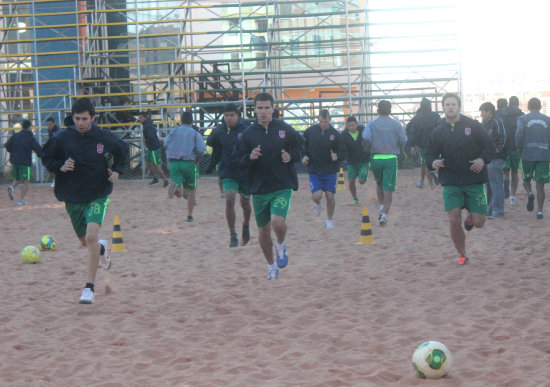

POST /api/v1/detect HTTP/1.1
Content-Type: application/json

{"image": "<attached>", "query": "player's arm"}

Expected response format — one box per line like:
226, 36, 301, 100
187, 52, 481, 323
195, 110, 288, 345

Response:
41, 137, 66, 173
106, 131, 129, 175
233, 130, 254, 168
286, 127, 304, 163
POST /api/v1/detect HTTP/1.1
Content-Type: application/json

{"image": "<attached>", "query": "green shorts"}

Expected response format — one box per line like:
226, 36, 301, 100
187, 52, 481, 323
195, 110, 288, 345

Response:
252, 189, 293, 228
417, 147, 427, 163
222, 178, 250, 200
347, 162, 370, 182
442, 184, 487, 214
522, 161, 550, 183
371, 155, 398, 192
503, 150, 520, 172
145, 148, 162, 166
13, 164, 31, 181
65, 197, 110, 238
169, 160, 197, 189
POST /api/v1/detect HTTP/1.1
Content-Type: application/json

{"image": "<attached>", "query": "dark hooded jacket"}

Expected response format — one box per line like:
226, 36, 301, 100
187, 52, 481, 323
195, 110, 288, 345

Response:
406, 98, 441, 149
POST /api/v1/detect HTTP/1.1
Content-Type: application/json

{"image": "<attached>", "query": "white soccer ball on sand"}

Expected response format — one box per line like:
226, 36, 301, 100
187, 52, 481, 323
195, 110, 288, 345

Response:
412, 341, 452, 379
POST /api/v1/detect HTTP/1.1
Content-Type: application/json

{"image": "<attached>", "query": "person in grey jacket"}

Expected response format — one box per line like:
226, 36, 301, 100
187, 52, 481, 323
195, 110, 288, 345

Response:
164, 111, 206, 222
362, 100, 407, 226
515, 97, 550, 219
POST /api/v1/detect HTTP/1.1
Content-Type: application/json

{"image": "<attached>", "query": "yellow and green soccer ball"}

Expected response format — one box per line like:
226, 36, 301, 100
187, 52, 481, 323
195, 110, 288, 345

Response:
21, 246, 41, 264
39, 235, 56, 251
412, 341, 452, 379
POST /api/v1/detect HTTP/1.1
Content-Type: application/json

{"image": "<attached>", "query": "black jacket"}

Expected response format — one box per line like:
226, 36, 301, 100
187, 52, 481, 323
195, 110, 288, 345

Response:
406, 99, 441, 149
142, 117, 161, 150
482, 116, 506, 159
502, 106, 524, 150
206, 117, 250, 180
303, 124, 346, 174
4, 130, 42, 166
341, 126, 370, 165
426, 115, 494, 186
233, 118, 302, 194
42, 125, 129, 203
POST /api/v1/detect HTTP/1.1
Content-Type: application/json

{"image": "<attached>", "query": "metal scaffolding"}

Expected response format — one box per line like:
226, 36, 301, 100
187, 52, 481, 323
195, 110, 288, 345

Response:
0, 0, 459, 180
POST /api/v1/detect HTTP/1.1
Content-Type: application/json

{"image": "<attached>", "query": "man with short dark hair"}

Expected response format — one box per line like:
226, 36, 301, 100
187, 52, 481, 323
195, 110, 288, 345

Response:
5, 119, 42, 206
138, 111, 169, 187
426, 93, 494, 266
302, 109, 346, 228
234, 92, 303, 280
45, 116, 61, 141
502, 96, 524, 205
479, 102, 506, 218
42, 97, 129, 304
341, 116, 370, 204
207, 103, 251, 247
164, 111, 206, 223
362, 100, 407, 226
515, 97, 550, 220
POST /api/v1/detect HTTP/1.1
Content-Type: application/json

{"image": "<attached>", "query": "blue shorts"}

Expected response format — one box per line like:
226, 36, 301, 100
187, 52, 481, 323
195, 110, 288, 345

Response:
309, 173, 337, 193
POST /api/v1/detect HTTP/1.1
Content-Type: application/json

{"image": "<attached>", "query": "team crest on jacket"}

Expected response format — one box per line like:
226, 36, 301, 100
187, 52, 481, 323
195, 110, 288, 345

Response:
279, 130, 285, 139
97, 143, 104, 154
330, 134, 335, 141
465, 127, 471, 136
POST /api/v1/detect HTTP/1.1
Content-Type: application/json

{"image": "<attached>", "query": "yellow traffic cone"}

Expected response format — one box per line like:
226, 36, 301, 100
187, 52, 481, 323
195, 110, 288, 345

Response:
111, 215, 126, 252
358, 206, 374, 244
337, 167, 345, 190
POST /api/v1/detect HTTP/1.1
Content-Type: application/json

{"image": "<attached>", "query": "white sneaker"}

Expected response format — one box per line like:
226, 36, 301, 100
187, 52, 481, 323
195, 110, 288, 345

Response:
17, 199, 26, 206
98, 239, 111, 270
313, 202, 321, 217
510, 197, 516, 206
79, 288, 94, 304
50, 181, 55, 188
267, 265, 279, 280
379, 213, 387, 226
326, 220, 334, 228
379, 206, 384, 220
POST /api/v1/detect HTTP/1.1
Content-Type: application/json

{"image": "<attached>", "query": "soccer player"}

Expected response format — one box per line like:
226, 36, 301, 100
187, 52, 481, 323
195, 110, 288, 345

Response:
426, 93, 494, 265
341, 116, 370, 204
502, 96, 524, 205
515, 97, 550, 220
4, 119, 42, 206
207, 103, 251, 247
234, 92, 302, 280
138, 111, 169, 187
302, 109, 346, 228
362, 100, 407, 226
164, 111, 206, 222
42, 98, 129, 304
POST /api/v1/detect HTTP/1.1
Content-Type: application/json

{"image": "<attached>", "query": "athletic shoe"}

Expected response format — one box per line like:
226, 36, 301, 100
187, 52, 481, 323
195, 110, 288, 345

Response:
79, 288, 94, 304
276, 244, 288, 269
8, 186, 14, 200
17, 199, 26, 206
464, 213, 474, 231
378, 206, 384, 220
168, 183, 176, 198
98, 239, 111, 270
149, 178, 160, 186
431, 171, 440, 185
163, 180, 170, 188
242, 225, 250, 246
510, 197, 516, 206
537, 212, 543, 220
267, 265, 279, 280
379, 213, 387, 226
527, 193, 535, 212
326, 220, 334, 229
229, 233, 238, 248
187, 215, 194, 222
503, 178, 510, 198
457, 254, 469, 266
416, 180, 425, 188
352, 199, 358, 205
313, 202, 321, 217
50, 181, 55, 188
220, 193, 225, 199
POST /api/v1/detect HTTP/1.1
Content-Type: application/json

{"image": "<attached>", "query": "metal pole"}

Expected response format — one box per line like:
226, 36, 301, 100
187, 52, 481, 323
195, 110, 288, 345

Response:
30, 0, 44, 182
135, 0, 145, 179
344, 0, 352, 114
239, 0, 246, 115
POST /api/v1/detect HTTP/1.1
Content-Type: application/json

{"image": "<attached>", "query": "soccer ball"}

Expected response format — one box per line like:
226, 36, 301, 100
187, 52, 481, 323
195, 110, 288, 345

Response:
412, 341, 452, 379
39, 235, 56, 251
21, 245, 41, 264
